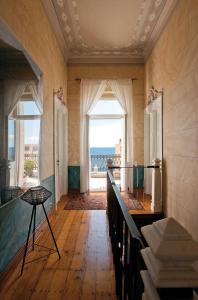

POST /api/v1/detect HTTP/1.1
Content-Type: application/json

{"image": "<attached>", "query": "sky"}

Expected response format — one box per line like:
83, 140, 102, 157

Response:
24, 120, 40, 144
24, 99, 124, 147
89, 100, 124, 147
24, 101, 40, 144
8, 119, 40, 146
90, 99, 124, 115
8, 102, 41, 145
9, 99, 124, 147
89, 118, 123, 147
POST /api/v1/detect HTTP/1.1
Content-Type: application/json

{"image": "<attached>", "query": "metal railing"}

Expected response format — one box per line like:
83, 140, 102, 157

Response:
107, 169, 145, 299
90, 154, 121, 172
24, 154, 38, 170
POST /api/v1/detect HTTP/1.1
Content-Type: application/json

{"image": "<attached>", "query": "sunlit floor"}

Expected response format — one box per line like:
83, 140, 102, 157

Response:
90, 177, 120, 192
90, 177, 106, 191
0, 199, 116, 300
0, 191, 153, 300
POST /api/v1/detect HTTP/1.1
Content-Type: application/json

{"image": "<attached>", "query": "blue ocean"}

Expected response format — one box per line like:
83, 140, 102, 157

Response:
90, 147, 115, 155
90, 147, 115, 171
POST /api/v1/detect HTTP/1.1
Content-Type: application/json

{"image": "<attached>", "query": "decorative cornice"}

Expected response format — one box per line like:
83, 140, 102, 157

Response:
41, 0, 69, 62
148, 86, 163, 103
55, 0, 166, 59
144, 0, 179, 61
68, 57, 144, 64
42, 0, 179, 64
54, 87, 64, 103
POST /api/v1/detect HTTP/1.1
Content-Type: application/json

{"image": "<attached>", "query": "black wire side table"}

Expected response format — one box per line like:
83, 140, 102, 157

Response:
20, 186, 60, 276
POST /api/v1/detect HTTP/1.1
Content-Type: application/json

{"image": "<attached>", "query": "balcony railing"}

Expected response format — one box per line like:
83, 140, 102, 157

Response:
24, 153, 38, 170
90, 154, 121, 173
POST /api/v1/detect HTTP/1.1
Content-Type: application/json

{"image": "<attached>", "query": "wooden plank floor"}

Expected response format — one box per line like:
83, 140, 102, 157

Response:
0, 200, 116, 300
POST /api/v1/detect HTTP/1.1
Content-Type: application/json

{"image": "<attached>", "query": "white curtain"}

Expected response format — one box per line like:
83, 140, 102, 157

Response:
15, 102, 24, 187
4, 80, 28, 186
108, 79, 134, 192
3, 80, 43, 186
28, 79, 43, 183
29, 79, 43, 114
80, 79, 107, 193
4, 79, 43, 117
4, 80, 29, 116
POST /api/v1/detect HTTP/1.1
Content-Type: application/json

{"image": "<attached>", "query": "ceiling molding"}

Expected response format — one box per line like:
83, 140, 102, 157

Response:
68, 57, 144, 65
41, 0, 69, 62
144, 0, 179, 61
42, 0, 179, 64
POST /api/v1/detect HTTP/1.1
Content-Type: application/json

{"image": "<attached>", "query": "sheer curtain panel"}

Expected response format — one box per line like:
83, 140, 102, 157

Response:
108, 79, 134, 192
80, 79, 107, 193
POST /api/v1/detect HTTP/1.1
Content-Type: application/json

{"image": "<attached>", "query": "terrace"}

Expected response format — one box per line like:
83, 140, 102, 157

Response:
90, 153, 121, 191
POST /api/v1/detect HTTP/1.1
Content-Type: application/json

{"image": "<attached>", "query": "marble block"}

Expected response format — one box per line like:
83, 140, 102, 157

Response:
141, 247, 198, 287
141, 217, 198, 288
140, 270, 160, 300
141, 217, 198, 259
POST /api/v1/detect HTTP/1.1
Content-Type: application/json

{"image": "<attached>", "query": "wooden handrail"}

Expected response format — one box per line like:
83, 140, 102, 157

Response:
107, 170, 144, 245
107, 170, 146, 299
107, 169, 165, 299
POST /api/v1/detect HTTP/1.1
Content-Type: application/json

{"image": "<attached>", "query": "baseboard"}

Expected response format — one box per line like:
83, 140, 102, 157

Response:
0, 207, 54, 287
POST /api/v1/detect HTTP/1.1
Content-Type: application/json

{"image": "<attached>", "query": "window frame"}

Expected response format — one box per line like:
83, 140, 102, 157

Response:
7, 95, 42, 188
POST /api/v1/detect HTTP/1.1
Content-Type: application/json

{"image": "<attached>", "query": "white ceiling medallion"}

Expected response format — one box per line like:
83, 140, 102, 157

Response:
42, 0, 179, 63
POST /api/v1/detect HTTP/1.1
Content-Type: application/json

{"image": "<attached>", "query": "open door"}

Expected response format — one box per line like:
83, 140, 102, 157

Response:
144, 93, 163, 211
54, 94, 68, 205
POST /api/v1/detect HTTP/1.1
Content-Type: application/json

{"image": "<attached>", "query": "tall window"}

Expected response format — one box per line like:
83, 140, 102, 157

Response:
89, 99, 125, 191
8, 88, 42, 188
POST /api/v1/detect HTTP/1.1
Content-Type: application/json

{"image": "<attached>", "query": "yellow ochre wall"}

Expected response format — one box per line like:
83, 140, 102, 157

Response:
67, 64, 145, 166
145, 0, 198, 240
0, 0, 67, 180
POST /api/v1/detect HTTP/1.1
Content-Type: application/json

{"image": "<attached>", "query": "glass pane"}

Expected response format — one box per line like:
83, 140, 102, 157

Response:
89, 118, 122, 147
89, 118, 123, 192
21, 100, 40, 115
90, 100, 124, 115
8, 119, 15, 161
23, 119, 40, 188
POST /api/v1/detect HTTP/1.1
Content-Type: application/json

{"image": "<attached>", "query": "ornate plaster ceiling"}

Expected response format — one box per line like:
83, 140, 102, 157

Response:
42, 0, 178, 63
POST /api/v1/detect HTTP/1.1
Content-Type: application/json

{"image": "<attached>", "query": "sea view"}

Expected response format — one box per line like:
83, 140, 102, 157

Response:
90, 147, 115, 155
90, 147, 115, 172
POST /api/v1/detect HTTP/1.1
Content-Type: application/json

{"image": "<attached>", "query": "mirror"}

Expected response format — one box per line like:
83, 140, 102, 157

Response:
0, 35, 42, 208
0, 85, 42, 207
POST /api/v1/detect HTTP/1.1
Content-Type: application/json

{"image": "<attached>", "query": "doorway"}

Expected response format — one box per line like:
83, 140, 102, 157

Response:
89, 99, 125, 192
54, 95, 68, 205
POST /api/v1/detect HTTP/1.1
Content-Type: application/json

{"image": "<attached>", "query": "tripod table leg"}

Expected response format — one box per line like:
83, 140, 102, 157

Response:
42, 203, 61, 259
32, 205, 36, 250
20, 205, 35, 276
